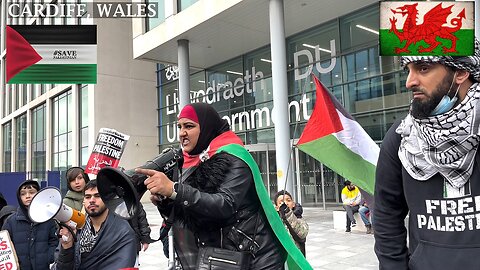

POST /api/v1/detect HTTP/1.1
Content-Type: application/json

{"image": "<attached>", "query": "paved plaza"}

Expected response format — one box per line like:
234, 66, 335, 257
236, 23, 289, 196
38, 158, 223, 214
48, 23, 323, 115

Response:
139, 204, 378, 270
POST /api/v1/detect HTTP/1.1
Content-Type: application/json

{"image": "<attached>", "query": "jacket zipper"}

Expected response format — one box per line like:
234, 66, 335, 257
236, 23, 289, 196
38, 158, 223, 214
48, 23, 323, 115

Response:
208, 256, 237, 265
235, 228, 260, 248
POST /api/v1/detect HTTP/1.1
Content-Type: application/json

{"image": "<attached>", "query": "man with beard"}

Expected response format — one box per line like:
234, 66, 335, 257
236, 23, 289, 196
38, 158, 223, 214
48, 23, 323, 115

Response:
54, 180, 136, 270
374, 38, 480, 270
341, 181, 361, 232
341, 181, 371, 233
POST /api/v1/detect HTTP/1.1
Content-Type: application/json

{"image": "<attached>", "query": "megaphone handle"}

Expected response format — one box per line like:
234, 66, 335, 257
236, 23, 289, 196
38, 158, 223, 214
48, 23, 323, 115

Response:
57, 221, 78, 243
172, 161, 181, 183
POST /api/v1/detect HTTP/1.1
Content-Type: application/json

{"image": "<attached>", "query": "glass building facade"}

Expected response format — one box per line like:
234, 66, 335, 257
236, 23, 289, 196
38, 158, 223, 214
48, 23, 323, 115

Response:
155, 4, 411, 206
31, 104, 46, 179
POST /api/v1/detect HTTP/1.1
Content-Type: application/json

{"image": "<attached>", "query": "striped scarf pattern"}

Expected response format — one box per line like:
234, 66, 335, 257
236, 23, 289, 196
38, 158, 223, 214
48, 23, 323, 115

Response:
79, 217, 98, 254
397, 83, 480, 188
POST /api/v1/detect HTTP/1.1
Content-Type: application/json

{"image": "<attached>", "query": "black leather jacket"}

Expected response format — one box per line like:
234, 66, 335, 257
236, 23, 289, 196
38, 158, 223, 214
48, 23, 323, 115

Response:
160, 152, 285, 269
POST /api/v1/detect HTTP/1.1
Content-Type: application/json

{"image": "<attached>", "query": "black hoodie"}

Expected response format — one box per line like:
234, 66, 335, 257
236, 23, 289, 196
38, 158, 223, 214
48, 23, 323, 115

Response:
375, 120, 480, 270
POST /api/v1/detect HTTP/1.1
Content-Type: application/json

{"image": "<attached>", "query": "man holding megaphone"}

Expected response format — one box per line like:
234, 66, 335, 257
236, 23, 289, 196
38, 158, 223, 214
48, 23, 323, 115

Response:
52, 180, 137, 270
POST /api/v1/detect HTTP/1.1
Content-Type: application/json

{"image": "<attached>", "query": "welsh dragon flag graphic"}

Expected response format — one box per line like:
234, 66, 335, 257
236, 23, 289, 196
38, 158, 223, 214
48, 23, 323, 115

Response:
297, 76, 379, 195
379, 1, 474, 56
7, 25, 97, 84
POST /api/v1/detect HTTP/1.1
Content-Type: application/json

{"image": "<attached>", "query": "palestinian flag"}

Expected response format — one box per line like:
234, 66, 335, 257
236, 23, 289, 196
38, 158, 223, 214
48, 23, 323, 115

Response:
7, 25, 97, 84
219, 144, 313, 270
297, 76, 379, 195
380, 1, 474, 56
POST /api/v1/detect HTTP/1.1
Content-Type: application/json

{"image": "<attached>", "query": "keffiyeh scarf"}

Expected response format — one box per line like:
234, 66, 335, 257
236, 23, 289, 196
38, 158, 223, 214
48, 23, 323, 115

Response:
397, 83, 480, 188
79, 217, 98, 254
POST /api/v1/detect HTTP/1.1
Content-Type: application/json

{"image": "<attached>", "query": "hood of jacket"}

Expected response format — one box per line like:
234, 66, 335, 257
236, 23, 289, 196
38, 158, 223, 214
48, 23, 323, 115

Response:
16, 180, 40, 220
64, 190, 84, 201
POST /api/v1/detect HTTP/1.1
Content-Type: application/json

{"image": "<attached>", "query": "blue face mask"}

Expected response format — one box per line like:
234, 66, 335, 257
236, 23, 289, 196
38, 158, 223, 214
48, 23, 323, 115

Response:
430, 73, 460, 116
430, 95, 458, 115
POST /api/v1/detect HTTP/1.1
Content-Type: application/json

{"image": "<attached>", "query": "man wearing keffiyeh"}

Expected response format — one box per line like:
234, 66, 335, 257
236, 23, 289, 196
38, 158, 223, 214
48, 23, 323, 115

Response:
54, 180, 137, 270
374, 38, 480, 270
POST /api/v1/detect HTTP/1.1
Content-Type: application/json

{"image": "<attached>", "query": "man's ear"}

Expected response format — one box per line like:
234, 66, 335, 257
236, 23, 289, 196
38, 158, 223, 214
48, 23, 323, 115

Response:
455, 70, 470, 84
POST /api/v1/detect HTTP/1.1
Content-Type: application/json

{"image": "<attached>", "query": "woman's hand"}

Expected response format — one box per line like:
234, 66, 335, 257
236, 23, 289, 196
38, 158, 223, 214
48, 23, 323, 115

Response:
136, 168, 175, 197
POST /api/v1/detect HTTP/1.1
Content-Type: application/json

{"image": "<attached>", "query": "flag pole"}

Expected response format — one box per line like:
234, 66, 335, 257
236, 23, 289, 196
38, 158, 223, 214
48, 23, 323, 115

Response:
283, 73, 314, 202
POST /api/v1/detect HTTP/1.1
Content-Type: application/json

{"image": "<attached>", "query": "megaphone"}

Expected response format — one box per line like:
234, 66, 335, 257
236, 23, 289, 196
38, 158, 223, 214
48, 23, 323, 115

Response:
97, 147, 183, 219
29, 187, 86, 229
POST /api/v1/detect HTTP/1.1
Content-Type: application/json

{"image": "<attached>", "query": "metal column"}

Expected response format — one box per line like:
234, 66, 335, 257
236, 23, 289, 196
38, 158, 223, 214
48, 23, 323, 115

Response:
269, 0, 294, 194
177, 39, 190, 109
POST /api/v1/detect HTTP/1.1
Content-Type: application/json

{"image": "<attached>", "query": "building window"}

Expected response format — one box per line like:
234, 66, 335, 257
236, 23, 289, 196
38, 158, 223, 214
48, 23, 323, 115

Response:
52, 90, 73, 171
32, 104, 46, 177
287, 20, 340, 95
31, 85, 43, 101
1, 84, 7, 118
158, 79, 179, 147
22, 84, 27, 105
147, 0, 165, 31
15, 114, 27, 171
177, 0, 198, 12
79, 85, 89, 166
205, 57, 245, 113
2, 122, 12, 172
339, 5, 379, 52
14, 85, 19, 111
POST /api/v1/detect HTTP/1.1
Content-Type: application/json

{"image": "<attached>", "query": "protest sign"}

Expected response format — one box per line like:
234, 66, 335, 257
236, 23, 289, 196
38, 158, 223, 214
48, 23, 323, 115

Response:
85, 128, 129, 175
0, 230, 18, 270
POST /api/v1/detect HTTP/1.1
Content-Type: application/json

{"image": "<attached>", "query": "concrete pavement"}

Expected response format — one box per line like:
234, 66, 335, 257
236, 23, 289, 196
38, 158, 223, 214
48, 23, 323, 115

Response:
138, 204, 378, 270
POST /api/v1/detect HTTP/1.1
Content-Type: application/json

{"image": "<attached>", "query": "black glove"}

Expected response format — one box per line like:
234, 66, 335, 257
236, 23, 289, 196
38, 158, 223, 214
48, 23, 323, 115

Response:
278, 203, 290, 219
293, 203, 303, 218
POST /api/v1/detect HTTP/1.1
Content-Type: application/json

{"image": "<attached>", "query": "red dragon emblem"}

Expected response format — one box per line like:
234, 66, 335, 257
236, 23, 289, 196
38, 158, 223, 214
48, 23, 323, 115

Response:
389, 3, 466, 54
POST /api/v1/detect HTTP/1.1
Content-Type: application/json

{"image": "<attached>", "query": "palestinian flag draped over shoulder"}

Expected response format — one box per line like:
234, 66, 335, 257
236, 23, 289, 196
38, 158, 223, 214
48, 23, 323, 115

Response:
297, 75, 379, 195
219, 144, 313, 270
176, 132, 313, 269
380, 1, 474, 56
7, 25, 97, 84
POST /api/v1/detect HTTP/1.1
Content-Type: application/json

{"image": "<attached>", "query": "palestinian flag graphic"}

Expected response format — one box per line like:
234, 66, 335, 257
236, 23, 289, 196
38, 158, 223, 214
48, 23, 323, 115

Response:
7, 25, 97, 84
380, 1, 474, 56
297, 76, 379, 195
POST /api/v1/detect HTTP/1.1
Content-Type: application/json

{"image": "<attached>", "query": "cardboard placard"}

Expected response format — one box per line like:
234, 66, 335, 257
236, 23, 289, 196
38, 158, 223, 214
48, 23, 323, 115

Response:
0, 230, 19, 270
85, 128, 130, 175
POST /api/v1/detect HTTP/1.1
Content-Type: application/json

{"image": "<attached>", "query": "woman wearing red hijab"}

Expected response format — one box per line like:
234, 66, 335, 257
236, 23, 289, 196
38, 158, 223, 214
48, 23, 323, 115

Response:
137, 103, 286, 269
